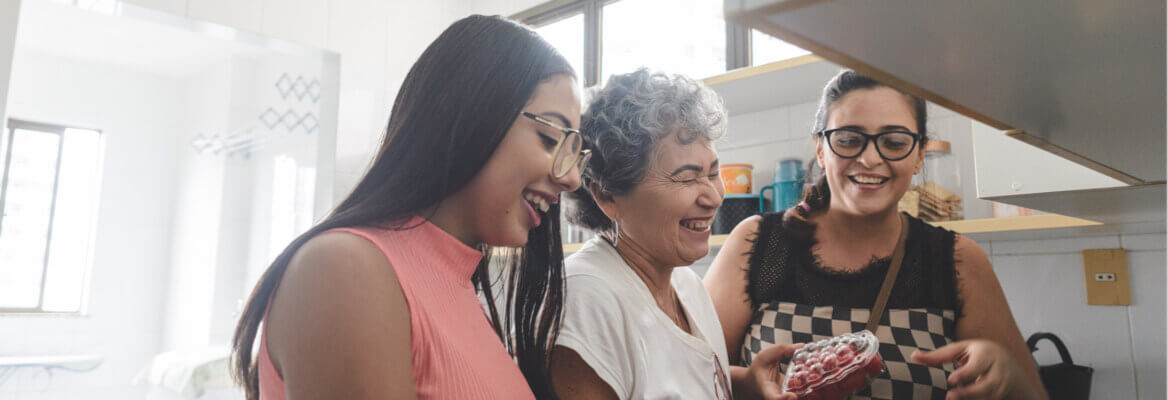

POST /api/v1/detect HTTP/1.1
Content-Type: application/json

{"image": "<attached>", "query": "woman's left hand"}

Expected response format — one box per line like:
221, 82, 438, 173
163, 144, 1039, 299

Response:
911, 339, 1022, 400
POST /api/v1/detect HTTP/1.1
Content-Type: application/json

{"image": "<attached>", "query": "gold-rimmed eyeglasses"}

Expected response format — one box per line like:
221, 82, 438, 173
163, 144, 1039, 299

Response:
522, 111, 592, 178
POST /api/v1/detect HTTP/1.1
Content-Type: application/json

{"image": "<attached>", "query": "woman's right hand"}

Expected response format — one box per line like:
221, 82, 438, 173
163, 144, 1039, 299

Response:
743, 343, 803, 400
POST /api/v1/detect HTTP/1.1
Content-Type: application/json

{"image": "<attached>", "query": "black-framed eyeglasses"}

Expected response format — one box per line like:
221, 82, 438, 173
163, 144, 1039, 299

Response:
818, 127, 922, 161
522, 111, 592, 178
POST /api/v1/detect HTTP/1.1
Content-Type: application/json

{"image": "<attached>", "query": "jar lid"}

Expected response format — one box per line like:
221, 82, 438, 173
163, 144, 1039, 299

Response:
722, 163, 754, 169
923, 140, 952, 152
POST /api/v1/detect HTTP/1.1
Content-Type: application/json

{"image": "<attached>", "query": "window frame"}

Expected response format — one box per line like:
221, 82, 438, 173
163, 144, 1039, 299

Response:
0, 118, 100, 315
516, 0, 752, 87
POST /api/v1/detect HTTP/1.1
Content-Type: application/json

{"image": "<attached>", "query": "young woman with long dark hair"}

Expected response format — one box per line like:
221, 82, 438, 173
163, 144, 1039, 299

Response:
231, 15, 588, 399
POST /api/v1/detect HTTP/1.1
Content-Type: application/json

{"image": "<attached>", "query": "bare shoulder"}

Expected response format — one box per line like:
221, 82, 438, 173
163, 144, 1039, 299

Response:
731, 214, 764, 241
291, 230, 393, 275
272, 230, 405, 328
720, 214, 764, 257
266, 230, 414, 397
706, 215, 763, 280
953, 234, 993, 280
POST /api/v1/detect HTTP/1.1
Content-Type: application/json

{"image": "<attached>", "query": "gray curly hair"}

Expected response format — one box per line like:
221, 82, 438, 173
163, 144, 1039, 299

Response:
565, 68, 728, 233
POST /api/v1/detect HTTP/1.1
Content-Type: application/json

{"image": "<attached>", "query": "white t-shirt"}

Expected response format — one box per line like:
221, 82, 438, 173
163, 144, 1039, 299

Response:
556, 238, 732, 400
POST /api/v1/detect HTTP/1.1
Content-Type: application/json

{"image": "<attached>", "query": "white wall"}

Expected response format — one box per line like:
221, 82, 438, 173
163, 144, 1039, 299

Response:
986, 232, 1166, 399
162, 61, 231, 351
121, 0, 478, 202
715, 101, 818, 201
0, 0, 20, 130
471, 0, 544, 17
0, 49, 184, 400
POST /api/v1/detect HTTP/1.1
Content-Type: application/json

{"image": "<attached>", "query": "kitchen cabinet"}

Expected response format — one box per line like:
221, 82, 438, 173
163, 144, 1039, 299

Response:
721, 0, 1166, 226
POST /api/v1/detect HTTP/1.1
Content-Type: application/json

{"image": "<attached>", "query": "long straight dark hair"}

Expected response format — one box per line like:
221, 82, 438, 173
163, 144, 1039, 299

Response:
231, 15, 573, 400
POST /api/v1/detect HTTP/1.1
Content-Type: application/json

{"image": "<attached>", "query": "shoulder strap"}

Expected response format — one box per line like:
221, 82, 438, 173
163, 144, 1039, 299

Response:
865, 213, 910, 332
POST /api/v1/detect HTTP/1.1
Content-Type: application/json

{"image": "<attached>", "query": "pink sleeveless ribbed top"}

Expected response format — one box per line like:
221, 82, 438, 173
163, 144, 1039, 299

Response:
256, 217, 536, 399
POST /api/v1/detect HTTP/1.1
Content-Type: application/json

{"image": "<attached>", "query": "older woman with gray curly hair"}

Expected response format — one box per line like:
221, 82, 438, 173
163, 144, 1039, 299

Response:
548, 69, 800, 400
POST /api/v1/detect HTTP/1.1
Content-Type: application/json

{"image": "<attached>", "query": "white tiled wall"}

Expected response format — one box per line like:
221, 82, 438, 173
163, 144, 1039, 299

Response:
184, 0, 264, 38
715, 101, 818, 201
1, 50, 185, 399
987, 232, 1166, 399
114, 0, 478, 204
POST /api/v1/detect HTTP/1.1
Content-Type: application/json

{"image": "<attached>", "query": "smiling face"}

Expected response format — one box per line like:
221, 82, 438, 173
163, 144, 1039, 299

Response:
603, 133, 724, 266
443, 74, 584, 247
817, 87, 924, 217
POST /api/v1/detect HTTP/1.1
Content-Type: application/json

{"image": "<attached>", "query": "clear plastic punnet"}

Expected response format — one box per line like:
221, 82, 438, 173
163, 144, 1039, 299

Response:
779, 330, 884, 399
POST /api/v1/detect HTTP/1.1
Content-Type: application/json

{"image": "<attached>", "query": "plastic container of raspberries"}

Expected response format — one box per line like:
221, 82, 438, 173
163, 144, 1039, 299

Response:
780, 330, 884, 399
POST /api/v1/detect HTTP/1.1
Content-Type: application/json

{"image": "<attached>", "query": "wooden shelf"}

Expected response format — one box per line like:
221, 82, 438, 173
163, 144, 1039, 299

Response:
701, 54, 841, 116
703, 54, 824, 85
930, 214, 1101, 234
558, 214, 1101, 252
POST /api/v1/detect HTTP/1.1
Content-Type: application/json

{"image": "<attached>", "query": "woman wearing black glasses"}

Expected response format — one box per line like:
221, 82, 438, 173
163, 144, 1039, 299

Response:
704, 70, 1046, 400
230, 16, 589, 400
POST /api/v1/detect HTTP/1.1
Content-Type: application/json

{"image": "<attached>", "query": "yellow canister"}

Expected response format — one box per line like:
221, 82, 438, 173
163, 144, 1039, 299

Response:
720, 164, 753, 194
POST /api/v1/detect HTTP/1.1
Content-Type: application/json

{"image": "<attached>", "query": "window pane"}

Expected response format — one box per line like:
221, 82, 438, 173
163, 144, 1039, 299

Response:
43, 128, 102, 312
751, 29, 811, 65
535, 13, 585, 82
0, 129, 61, 308
267, 155, 298, 264
602, 0, 726, 82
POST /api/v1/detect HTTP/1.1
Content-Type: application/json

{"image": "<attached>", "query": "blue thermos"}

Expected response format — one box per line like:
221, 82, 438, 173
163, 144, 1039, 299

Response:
759, 158, 805, 212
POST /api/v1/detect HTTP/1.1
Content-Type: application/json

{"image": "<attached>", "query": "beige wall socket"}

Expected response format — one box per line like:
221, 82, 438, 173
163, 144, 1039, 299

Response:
1082, 248, 1131, 306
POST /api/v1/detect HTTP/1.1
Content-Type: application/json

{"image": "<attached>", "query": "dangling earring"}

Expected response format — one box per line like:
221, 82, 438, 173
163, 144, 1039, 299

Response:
609, 219, 620, 248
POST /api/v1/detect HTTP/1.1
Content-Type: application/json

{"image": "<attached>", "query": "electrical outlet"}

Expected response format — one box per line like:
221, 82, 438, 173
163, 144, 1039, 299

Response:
1083, 249, 1130, 306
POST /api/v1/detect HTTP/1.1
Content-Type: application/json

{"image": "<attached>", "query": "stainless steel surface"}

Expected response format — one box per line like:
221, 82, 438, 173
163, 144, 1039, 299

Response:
727, 0, 1166, 183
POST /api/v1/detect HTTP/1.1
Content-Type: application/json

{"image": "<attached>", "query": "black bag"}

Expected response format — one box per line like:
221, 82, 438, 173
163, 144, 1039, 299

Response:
1027, 332, 1093, 400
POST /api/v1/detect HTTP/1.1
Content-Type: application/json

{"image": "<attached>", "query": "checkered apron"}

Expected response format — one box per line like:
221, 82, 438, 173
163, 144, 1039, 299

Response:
741, 301, 957, 399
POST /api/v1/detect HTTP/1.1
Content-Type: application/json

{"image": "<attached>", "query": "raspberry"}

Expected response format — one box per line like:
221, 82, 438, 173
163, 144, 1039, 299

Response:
786, 374, 805, 390
865, 356, 883, 374
818, 383, 843, 400
820, 354, 838, 371
840, 370, 869, 392
835, 344, 854, 358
